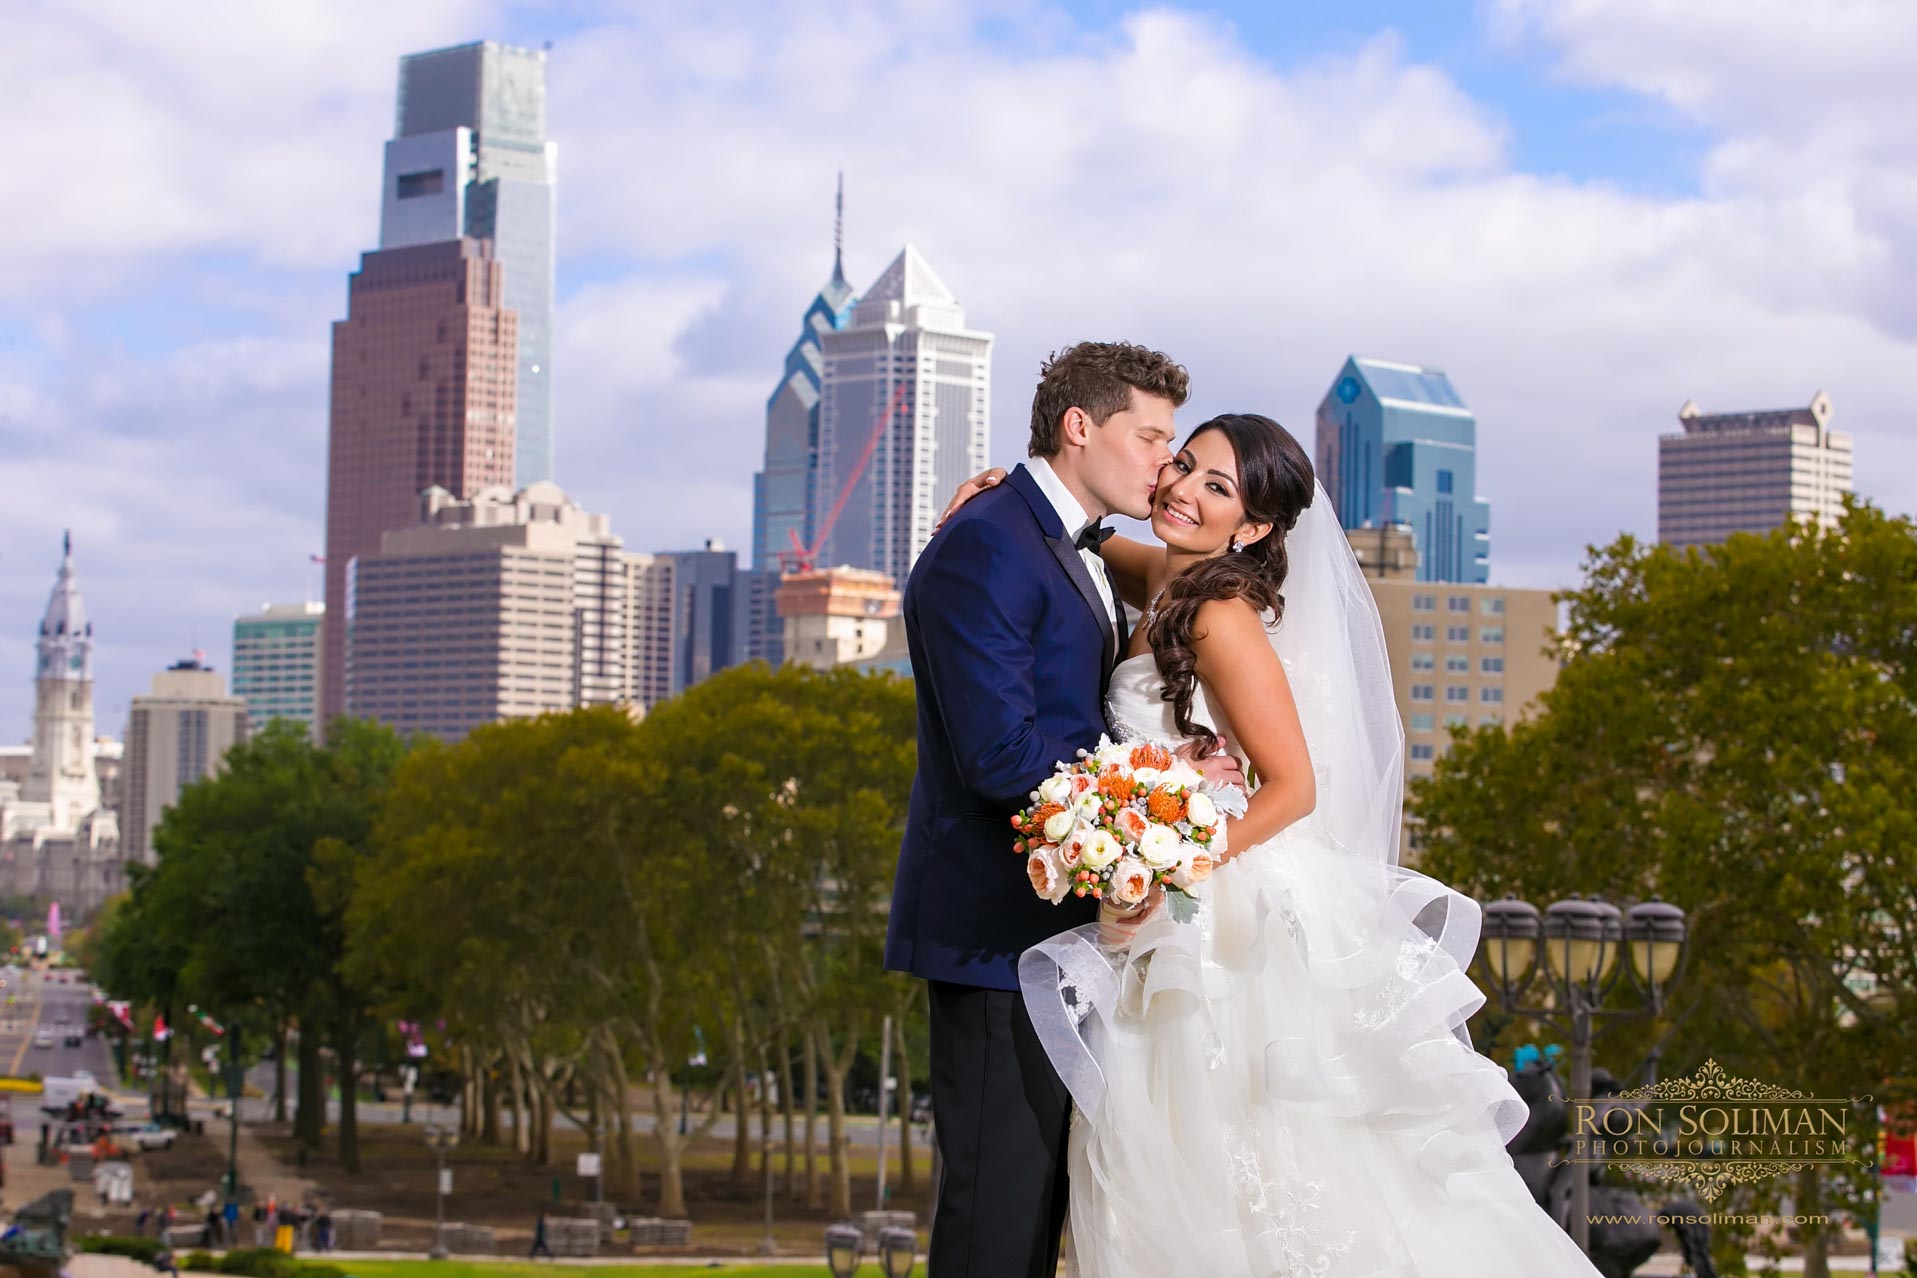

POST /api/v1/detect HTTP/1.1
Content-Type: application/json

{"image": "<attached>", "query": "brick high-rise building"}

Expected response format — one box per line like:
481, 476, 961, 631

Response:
320, 238, 518, 731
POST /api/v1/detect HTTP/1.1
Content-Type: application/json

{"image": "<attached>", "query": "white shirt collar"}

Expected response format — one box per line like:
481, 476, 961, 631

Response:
1026, 456, 1097, 541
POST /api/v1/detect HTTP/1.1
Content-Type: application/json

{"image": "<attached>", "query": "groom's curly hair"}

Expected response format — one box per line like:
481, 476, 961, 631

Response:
1028, 341, 1190, 457
1149, 414, 1316, 756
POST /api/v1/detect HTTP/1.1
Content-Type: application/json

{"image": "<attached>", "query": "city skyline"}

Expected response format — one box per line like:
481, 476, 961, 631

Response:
3, 1, 1914, 737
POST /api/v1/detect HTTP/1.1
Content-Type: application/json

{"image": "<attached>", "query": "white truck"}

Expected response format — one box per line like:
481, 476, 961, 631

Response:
39, 1070, 100, 1113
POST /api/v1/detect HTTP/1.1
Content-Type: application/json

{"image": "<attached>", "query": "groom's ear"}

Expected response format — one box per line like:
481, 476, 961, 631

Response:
1058, 406, 1093, 449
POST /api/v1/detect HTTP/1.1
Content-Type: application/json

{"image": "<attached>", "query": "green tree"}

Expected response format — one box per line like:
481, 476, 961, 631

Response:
1413, 503, 1917, 1278
90, 717, 409, 1168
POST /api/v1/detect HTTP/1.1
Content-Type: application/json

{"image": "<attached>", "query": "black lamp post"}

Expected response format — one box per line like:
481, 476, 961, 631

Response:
877, 1225, 917, 1278
1477, 892, 1690, 1255
424, 1124, 458, 1260
824, 1222, 864, 1277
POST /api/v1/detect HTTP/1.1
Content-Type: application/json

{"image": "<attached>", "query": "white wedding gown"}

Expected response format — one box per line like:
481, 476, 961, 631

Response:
1021, 653, 1604, 1277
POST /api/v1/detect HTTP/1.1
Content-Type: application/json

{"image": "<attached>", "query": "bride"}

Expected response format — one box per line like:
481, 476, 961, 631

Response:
944, 414, 1603, 1276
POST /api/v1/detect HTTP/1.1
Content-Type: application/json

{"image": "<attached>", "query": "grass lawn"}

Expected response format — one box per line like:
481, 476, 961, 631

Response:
333, 1265, 835, 1278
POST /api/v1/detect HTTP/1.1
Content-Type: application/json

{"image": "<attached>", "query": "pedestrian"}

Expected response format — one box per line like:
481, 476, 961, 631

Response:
135, 1206, 151, 1238
223, 1200, 239, 1246
204, 1207, 221, 1248
251, 1203, 268, 1247
314, 1210, 332, 1253
529, 1211, 553, 1260
154, 1247, 179, 1278
274, 1203, 296, 1254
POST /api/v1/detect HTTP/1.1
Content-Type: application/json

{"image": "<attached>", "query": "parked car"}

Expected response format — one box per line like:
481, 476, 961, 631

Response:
129, 1122, 177, 1151
62, 1031, 82, 1048
31, 1029, 52, 1049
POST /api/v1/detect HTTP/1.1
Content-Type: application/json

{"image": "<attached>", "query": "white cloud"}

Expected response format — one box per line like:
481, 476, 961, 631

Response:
1, 0, 1914, 738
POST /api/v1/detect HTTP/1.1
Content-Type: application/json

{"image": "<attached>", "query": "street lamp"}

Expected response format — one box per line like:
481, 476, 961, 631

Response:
1475, 892, 1689, 1256
824, 1222, 864, 1277
424, 1124, 459, 1261
877, 1225, 917, 1278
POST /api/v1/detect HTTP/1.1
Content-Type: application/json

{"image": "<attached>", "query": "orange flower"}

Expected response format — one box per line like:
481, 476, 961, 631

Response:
1129, 743, 1173, 772
1027, 801, 1066, 830
1146, 785, 1188, 825
1097, 769, 1135, 802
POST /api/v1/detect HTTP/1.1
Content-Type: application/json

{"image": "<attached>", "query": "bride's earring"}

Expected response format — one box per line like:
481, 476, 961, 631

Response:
1231, 538, 1245, 553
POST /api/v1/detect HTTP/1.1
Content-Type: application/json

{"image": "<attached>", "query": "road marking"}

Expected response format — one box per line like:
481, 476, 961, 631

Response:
7, 984, 45, 1076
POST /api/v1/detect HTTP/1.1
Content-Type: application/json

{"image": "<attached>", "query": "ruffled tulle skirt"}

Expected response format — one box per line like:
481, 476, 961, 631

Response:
1019, 826, 1604, 1277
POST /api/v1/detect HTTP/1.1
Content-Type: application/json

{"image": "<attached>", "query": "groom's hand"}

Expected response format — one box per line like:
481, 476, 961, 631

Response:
1179, 735, 1247, 791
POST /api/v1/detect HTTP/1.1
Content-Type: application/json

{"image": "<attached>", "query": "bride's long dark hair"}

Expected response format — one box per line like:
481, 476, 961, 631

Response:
1148, 414, 1316, 754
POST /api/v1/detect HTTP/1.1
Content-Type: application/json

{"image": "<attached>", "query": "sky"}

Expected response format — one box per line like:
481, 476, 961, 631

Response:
2, 0, 1913, 741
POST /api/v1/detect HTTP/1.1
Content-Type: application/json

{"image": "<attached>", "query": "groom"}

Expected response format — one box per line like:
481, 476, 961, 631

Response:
885, 341, 1241, 1277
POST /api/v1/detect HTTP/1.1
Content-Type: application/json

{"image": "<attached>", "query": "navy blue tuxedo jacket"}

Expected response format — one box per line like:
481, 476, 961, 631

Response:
883, 463, 1118, 991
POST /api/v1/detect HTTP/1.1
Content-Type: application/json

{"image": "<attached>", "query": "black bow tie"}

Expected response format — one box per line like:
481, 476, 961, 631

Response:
1073, 522, 1115, 552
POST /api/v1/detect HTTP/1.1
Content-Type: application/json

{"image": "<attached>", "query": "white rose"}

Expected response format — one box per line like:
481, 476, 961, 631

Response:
1038, 774, 1073, 806
1075, 791, 1106, 821
1109, 856, 1153, 908
1185, 792, 1218, 828
1131, 766, 1162, 789
1041, 808, 1076, 842
1164, 761, 1202, 790
1026, 848, 1069, 903
1081, 828, 1123, 870
1170, 848, 1216, 891
1096, 740, 1133, 769
1136, 824, 1182, 869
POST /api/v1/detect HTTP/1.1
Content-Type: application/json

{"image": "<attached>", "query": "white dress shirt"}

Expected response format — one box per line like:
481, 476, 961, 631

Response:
1027, 456, 1118, 630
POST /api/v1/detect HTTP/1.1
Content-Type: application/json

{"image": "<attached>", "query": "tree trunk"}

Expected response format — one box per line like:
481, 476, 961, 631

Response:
803, 1025, 821, 1208
730, 1015, 752, 1184
1797, 1165, 1830, 1278
295, 1020, 325, 1147
479, 1058, 499, 1145
816, 1021, 858, 1219
336, 1006, 361, 1173
509, 1058, 527, 1154
894, 1014, 916, 1194
648, 1059, 688, 1219
777, 1025, 797, 1200
273, 1020, 288, 1124
608, 1038, 641, 1203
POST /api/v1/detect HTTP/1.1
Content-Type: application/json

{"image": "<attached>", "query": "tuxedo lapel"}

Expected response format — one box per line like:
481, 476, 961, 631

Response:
1007, 464, 1119, 685
1044, 535, 1118, 682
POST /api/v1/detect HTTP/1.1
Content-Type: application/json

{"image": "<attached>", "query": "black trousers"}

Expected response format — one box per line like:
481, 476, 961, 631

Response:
927, 979, 1073, 1278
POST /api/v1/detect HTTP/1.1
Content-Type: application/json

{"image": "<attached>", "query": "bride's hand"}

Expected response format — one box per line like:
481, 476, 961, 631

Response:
934, 467, 1008, 531
1097, 886, 1165, 945
1178, 736, 1246, 792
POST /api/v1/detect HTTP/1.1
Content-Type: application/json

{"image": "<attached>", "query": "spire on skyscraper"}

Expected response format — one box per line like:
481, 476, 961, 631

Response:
833, 171, 847, 289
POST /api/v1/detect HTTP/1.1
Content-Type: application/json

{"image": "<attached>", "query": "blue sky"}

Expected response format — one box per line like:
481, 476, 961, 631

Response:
2, 0, 1913, 742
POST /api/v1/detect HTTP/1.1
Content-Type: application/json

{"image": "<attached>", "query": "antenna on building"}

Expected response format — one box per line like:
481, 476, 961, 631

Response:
832, 171, 846, 286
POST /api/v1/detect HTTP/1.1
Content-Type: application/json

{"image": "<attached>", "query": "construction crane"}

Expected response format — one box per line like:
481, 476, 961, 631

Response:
777, 381, 910, 575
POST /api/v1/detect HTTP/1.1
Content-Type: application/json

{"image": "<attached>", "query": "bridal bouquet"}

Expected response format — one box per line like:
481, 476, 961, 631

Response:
1012, 736, 1239, 907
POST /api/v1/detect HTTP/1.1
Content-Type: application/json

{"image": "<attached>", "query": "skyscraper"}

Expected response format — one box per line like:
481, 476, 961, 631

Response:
656, 543, 745, 697
753, 178, 857, 572
320, 238, 519, 730
1314, 356, 1492, 584
817, 245, 991, 583
1658, 392, 1853, 548
122, 659, 248, 865
347, 482, 677, 741
232, 602, 324, 737
381, 41, 557, 487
